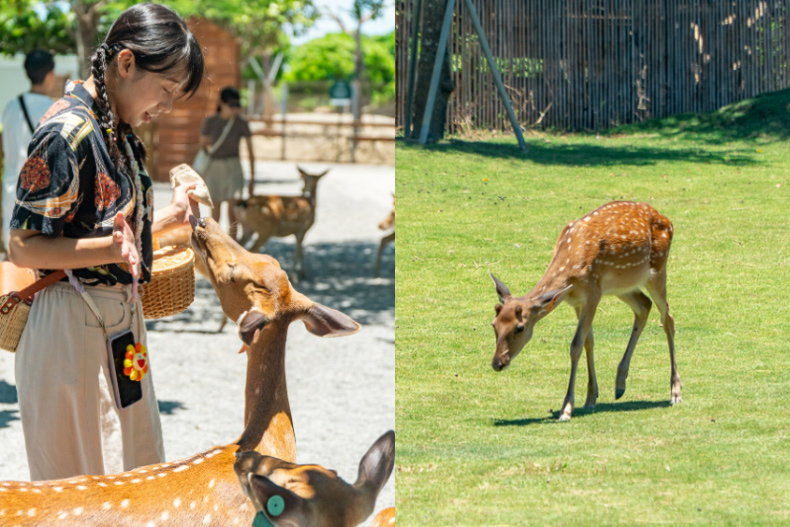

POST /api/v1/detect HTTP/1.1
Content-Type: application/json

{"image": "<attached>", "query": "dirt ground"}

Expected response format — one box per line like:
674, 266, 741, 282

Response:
0, 160, 395, 518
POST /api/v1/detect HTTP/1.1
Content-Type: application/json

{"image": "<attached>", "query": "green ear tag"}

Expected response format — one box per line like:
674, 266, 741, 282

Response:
252, 511, 274, 527
267, 495, 285, 517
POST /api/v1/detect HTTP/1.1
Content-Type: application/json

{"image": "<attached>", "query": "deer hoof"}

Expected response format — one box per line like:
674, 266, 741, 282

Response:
558, 413, 572, 422
671, 394, 682, 405
615, 387, 625, 400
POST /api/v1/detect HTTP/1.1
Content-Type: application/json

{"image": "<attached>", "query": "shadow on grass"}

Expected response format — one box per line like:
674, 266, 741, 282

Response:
493, 400, 672, 427
398, 138, 757, 167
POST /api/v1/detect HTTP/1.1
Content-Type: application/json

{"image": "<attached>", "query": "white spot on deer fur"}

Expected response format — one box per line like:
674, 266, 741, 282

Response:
147, 475, 155, 480
158, 473, 167, 478
27, 509, 36, 517
208, 479, 215, 489
144, 522, 155, 527
214, 504, 219, 512
121, 499, 130, 509
161, 511, 170, 521
193, 458, 204, 465
58, 512, 68, 520
173, 498, 182, 508
559, 266, 565, 272
33, 488, 41, 493
132, 479, 142, 483
190, 501, 197, 510
73, 507, 83, 516
114, 481, 124, 485
240, 503, 249, 512
203, 514, 213, 525
98, 482, 107, 487
102, 503, 112, 511
77, 485, 87, 490
174, 465, 189, 473
389, 518, 396, 524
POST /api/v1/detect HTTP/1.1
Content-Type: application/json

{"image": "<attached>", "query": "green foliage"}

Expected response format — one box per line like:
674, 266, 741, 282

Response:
396, 93, 790, 525
0, 3, 74, 56
285, 31, 395, 104
1, 0, 316, 61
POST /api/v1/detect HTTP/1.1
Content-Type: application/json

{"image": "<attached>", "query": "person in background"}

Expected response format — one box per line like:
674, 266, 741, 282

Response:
1, 49, 56, 251
198, 86, 255, 239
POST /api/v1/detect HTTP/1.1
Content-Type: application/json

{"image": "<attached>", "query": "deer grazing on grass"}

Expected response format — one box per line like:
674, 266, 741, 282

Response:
234, 166, 330, 280
0, 216, 393, 526
373, 198, 394, 277
489, 201, 681, 422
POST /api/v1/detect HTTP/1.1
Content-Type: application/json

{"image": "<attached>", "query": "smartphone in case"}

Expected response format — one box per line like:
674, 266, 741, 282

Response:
107, 329, 143, 409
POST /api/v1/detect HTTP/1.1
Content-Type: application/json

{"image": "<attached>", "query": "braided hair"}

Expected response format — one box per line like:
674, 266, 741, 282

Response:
90, 3, 204, 172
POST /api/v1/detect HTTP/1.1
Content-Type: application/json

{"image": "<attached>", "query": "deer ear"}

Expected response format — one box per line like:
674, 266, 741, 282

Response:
237, 310, 268, 346
490, 272, 512, 303
354, 430, 395, 497
535, 285, 573, 315
302, 303, 361, 337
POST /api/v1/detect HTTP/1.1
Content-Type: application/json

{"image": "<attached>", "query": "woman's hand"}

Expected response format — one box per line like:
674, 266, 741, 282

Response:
171, 183, 199, 223
112, 212, 140, 278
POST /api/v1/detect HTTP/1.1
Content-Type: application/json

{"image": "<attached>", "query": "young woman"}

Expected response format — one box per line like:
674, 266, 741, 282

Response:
197, 86, 255, 239
7, 3, 204, 481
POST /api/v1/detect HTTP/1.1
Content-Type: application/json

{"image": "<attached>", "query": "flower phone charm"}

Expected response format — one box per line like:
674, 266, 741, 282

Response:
123, 342, 148, 381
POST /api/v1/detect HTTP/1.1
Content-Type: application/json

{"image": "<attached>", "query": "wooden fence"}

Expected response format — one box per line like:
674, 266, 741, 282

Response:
397, 0, 790, 132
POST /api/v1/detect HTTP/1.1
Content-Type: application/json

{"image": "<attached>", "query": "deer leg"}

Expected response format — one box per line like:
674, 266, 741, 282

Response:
573, 306, 598, 410
645, 270, 681, 404
248, 230, 272, 254
294, 232, 306, 280
560, 300, 598, 422
615, 290, 653, 400
227, 198, 239, 241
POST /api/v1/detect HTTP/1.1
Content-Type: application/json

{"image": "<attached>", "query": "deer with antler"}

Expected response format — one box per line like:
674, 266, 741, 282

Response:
489, 201, 681, 422
234, 166, 330, 280
0, 216, 392, 526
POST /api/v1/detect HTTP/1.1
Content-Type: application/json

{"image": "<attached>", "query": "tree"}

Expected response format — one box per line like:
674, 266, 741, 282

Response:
284, 31, 394, 104
0, 3, 74, 56
409, 0, 455, 142
1, 0, 318, 79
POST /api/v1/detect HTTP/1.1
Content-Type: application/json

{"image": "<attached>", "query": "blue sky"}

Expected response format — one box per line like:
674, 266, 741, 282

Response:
289, 0, 395, 46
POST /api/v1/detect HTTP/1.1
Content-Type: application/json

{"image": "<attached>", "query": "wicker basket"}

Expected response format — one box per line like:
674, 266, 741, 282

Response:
141, 243, 196, 319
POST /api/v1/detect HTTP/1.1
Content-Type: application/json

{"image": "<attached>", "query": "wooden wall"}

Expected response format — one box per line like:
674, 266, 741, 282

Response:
154, 16, 240, 181
397, 0, 790, 133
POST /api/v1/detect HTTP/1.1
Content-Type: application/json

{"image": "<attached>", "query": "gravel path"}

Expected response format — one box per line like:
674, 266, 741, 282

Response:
0, 160, 395, 518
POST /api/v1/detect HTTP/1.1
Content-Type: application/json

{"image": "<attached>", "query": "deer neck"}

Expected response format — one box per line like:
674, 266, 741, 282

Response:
528, 257, 574, 300
234, 325, 296, 462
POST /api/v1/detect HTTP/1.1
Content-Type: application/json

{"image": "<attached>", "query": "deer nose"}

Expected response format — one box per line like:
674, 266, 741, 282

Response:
492, 356, 504, 372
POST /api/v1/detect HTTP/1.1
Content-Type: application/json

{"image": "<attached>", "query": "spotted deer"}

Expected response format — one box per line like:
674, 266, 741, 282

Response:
235, 432, 395, 527
489, 201, 681, 422
0, 217, 391, 526
373, 198, 394, 277
234, 166, 330, 280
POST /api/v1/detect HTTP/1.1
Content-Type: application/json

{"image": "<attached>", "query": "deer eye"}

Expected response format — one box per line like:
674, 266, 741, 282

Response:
515, 324, 525, 334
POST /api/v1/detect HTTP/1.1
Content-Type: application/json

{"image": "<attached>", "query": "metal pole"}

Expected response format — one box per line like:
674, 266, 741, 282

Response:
461, 0, 528, 153
418, 0, 456, 144
404, 0, 423, 138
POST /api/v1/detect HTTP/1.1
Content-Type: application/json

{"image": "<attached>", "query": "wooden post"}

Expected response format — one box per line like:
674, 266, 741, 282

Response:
280, 84, 288, 161
404, 0, 423, 138
460, 0, 528, 151
418, 0, 456, 144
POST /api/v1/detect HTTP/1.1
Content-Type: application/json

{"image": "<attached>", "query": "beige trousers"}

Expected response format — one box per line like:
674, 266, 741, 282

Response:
15, 281, 165, 481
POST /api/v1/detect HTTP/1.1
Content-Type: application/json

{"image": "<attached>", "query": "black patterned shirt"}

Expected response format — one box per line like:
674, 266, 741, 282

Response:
10, 81, 154, 286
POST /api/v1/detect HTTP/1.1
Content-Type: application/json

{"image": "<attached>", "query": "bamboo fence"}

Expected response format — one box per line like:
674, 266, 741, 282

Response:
396, 0, 790, 132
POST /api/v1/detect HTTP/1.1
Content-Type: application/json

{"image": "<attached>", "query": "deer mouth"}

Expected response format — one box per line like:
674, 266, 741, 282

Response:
492, 354, 510, 372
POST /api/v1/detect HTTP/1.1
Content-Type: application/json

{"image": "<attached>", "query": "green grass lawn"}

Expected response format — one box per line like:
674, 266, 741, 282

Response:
396, 90, 790, 526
